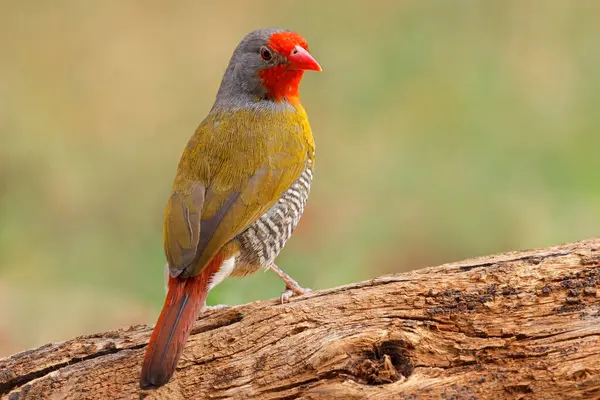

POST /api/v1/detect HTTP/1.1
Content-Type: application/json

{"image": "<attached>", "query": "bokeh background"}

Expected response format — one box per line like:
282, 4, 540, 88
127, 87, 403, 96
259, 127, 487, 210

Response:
2, 1, 600, 356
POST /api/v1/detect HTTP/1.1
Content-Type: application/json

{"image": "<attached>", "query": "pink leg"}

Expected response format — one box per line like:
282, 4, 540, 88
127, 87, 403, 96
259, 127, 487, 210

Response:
270, 264, 311, 303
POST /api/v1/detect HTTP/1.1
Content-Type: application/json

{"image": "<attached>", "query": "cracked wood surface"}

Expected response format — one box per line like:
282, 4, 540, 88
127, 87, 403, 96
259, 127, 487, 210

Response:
2, 238, 600, 399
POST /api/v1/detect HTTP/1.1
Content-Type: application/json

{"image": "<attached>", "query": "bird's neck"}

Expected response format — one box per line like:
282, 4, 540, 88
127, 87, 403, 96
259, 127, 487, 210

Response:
212, 92, 301, 114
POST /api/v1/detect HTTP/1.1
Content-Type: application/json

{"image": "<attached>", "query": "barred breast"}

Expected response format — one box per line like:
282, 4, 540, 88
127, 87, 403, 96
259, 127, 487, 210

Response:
233, 159, 313, 275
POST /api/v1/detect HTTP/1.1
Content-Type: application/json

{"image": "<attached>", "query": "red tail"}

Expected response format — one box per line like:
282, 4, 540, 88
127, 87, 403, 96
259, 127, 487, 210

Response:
140, 254, 224, 389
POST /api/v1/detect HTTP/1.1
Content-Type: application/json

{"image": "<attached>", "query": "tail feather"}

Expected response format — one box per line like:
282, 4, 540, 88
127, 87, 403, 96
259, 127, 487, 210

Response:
140, 254, 224, 389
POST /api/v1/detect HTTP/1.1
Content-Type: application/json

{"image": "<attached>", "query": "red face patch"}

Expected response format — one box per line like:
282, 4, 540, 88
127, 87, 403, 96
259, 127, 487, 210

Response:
267, 31, 309, 55
259, 31, 312, 103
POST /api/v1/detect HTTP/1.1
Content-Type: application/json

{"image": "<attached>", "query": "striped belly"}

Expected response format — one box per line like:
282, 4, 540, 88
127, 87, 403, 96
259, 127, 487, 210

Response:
234, 162, 313, 275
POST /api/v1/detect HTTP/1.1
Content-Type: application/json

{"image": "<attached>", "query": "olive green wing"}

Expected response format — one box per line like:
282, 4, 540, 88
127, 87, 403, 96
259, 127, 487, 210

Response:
164, 122, 309, 278
163, 182, 204, 276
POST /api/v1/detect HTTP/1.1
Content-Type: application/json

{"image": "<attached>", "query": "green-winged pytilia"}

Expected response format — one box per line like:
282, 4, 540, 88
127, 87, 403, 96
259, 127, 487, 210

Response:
140, 28, 321, 389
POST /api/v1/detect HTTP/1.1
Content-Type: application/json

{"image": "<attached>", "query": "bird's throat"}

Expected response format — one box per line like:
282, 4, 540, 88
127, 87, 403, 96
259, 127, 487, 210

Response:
259, 66, 304, 104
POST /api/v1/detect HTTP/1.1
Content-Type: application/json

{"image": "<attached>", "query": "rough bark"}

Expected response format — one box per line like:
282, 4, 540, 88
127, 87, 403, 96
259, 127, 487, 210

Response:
2, 238, 600, 399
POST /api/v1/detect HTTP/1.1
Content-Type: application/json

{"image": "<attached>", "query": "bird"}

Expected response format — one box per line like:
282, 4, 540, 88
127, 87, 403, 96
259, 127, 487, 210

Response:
140, 28, 321, 389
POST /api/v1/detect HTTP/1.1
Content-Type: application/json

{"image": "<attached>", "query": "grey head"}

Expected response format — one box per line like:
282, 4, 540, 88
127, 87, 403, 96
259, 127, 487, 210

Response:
213, 28, 286, 108
212, 28, 321, 110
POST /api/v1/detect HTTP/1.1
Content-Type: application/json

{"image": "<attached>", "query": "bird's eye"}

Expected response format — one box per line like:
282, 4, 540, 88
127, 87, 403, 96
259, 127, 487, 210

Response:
260, 46, 272, 61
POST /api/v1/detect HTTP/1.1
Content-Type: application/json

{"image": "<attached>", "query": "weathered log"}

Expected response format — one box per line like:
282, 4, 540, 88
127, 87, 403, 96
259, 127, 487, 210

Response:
2, 238, 600, 399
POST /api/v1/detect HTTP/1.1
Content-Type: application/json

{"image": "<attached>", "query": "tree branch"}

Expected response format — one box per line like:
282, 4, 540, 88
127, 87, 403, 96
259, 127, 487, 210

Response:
2, 238, 600, 399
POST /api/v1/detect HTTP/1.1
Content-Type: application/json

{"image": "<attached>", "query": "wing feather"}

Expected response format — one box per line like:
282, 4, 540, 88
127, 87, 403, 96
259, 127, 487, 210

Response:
163, 109, 311, 278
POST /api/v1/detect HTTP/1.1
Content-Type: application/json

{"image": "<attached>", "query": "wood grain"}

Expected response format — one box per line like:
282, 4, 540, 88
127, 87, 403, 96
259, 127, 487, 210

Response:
2, 238, 600, 399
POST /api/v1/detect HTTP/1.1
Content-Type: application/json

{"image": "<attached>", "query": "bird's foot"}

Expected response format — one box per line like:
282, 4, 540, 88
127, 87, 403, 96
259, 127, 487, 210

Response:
269, 263, 311, 303
280, 285, 312, 304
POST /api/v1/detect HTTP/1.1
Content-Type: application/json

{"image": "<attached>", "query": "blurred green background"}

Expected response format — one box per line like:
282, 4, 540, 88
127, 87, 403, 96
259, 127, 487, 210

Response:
1, 1, 600, 356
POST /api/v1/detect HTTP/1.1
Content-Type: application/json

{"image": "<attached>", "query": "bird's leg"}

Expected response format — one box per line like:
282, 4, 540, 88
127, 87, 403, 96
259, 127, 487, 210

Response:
269, 264, 311, 303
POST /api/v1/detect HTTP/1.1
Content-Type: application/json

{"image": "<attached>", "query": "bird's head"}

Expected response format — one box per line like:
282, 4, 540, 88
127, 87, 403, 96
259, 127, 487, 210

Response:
215, 28, 321, 106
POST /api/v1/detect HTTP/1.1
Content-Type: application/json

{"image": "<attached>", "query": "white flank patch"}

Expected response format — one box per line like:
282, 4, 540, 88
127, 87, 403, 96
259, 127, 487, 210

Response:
208, 256, 236, 291
163, 263, 170, 294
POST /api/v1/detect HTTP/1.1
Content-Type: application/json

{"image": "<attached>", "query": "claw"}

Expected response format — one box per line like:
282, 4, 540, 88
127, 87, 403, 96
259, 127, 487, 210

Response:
280, 289, 294, 304
280, 286, 312, 304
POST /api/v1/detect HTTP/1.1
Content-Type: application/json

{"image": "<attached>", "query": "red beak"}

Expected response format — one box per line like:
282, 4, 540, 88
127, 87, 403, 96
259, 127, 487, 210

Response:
288, 46, 322, 72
